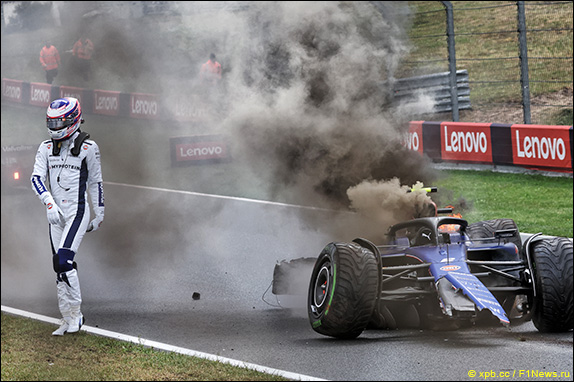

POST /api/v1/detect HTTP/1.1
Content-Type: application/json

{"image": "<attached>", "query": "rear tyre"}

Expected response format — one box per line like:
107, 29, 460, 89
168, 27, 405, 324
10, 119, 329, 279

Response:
531, 237, 573, 332
467, 218, 524, 322
308, 242, 379, 339
467, 218, 522, 252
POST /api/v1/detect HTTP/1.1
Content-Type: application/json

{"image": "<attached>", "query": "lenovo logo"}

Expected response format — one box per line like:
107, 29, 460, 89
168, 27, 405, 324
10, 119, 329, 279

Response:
515, 130, 566, 160
512, 125, 571, 168
94, 90, 120, 116
441, 123, 492, 162
130, 93, 159, 119
444, 125, 488, 154
2, 83, 22, 101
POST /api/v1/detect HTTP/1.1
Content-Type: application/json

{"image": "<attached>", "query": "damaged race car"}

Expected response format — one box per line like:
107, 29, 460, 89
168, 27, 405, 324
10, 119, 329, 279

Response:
271, 187, 573, 339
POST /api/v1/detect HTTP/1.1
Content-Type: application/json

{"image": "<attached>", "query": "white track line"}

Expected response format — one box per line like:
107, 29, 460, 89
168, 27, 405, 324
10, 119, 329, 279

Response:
104, 181, 345, 213
1, 305, 326, 381
104, 182, 573, 241
2, 183, 332, 381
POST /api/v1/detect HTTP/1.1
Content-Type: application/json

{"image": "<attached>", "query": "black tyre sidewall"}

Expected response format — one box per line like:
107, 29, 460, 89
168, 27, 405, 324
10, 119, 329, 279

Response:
531, 237, 573, 332
467, 218, 522, 253
307, 242, 379, 339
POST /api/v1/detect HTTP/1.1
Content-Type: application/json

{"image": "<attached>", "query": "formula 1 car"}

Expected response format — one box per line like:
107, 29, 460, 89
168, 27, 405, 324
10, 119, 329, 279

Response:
271, 188, 573, 339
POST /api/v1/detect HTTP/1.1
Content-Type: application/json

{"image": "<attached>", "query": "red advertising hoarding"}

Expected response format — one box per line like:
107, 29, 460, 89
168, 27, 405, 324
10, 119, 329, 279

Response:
93, 89, 120, 116
407, 121, 424, 154
130, 92, 159, 119
59, 86, 83, 103
170, 135, 230, 166
441, 122, 493, 163
511, 124, 572, 170
172, 93, 210, 122
29, 82, 52, 107
1, 78, 23, 103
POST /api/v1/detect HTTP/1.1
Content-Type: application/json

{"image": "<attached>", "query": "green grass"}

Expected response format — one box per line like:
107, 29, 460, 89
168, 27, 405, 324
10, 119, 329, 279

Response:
547, 108, 573, 126
434, 170, 573, 238
1, 313, 289, 381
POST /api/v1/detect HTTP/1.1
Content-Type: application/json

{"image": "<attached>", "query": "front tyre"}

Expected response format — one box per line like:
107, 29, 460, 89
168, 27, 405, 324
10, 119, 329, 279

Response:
308, 242, 379, 339
531, 237, 573, 332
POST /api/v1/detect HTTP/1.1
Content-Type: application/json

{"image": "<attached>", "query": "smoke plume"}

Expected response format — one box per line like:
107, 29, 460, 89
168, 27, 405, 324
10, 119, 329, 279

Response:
43, 1, 439, 217
207, 2, 438, 211
5, 0, 442, 240
2, 2, 444, 310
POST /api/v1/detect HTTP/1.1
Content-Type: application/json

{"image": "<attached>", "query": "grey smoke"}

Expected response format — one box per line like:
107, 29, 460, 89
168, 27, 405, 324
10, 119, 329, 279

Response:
74, 1, 439, 238
2, 2, 444, 310
210, 2, 439, 230
50, 1, 439, 217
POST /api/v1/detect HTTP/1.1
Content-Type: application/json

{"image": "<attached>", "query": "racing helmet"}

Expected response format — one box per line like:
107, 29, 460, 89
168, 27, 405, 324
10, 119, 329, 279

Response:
46, 97, 83, 141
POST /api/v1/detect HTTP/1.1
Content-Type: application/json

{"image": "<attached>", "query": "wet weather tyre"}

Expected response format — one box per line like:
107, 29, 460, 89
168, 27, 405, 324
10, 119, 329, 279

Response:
467, 218, 522, 252
531, 237, 573, 332
467, 219, 523, 298
308, 242, 379, 339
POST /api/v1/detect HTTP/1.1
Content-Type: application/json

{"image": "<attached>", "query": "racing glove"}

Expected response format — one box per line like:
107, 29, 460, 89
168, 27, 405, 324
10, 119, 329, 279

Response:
87, 182, 105, 232
87, 214, 104, 232
45, 196, 63, 227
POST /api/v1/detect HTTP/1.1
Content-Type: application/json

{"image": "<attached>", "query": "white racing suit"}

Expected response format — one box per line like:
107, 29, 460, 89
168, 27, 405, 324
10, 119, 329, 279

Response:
31, 130, 104, 333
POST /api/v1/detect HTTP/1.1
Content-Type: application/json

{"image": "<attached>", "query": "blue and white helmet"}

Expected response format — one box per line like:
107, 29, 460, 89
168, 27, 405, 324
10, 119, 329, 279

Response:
46, 97, 83, 141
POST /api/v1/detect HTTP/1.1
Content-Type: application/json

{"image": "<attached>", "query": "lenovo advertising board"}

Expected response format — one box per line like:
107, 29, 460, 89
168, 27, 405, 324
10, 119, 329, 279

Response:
59, 86, 83, 103
93, 90, 120, 116
130, 92, 160, 120
511, 124, 572, 171
29, 82, 52, 107
441, 122, 493, 163
1, 78, 23, 103
170, 135, 230, 166
407, 121, 424, 154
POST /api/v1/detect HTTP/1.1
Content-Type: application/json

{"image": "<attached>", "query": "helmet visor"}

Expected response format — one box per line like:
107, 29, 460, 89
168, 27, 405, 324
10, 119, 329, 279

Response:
47, 118, 71, 131
47, 108, 79, 131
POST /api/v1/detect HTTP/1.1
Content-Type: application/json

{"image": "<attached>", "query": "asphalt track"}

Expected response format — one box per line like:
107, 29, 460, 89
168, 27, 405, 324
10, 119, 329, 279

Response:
1, 183, 572, 381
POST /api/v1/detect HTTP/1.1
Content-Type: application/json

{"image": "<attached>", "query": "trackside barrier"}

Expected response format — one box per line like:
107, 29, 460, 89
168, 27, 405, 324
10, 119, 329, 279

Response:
407, 121, 573, 174
1, 78, 210, 123
391, 69, 471, 113
2, 78, 572, 174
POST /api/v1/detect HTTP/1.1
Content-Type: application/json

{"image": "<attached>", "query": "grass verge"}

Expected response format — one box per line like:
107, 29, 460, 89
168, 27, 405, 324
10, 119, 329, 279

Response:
434, 169, 573, 238
1, 312, 290, 381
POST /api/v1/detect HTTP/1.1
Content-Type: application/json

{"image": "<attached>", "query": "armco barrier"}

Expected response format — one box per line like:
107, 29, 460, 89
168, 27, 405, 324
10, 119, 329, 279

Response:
408, 121, 573, 174
2, 78, 572, 174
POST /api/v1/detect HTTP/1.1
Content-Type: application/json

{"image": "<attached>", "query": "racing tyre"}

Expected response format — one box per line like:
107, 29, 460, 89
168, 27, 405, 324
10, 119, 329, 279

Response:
467, 218, 522, 253
531, 237, 573, 332
308, 242, 379, 339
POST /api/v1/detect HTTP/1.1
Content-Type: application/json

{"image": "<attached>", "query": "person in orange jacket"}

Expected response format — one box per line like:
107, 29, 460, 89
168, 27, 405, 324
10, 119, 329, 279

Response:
72, 37, 94, 81
39, 41, 61, 84
199, 53, 222, 85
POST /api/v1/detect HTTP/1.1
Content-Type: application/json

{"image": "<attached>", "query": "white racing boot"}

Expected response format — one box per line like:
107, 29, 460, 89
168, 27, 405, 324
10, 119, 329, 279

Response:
64, 268, 83, 334
52, 268, 84, 335
53, 279, 71, 336
67, 307, 84, 334
52, 312, 83, 335
52, 317, 70, 336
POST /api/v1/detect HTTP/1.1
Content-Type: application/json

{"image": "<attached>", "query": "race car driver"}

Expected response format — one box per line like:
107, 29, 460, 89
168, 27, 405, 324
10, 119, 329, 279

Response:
31, 97, 105, 336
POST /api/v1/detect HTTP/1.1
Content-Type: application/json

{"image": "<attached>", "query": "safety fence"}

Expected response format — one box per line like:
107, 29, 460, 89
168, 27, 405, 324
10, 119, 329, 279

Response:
404, 1, 573, 124
2, 77, 572, 173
